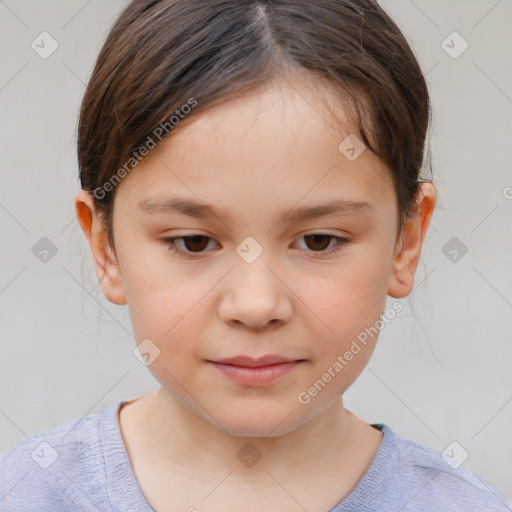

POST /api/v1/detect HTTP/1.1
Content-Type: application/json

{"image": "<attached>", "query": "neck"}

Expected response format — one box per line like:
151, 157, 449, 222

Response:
140, 387, 358, 479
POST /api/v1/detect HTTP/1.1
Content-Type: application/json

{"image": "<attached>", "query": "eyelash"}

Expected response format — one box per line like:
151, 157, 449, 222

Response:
162, 233, 350, 259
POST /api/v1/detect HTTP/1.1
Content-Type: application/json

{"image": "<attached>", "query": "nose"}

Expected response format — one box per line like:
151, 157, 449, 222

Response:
218, 256, 293, 330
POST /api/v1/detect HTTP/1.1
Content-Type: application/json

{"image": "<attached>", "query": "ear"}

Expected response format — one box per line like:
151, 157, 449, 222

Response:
387, 182, 436, 298
74, 190, 127, 305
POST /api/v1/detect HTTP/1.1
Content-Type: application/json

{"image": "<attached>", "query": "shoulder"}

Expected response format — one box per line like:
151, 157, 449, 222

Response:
379, 425, 512, 512
0, 402, 120, 511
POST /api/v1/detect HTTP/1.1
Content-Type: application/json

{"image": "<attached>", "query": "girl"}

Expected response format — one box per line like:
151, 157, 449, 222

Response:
1, 1, 511, 510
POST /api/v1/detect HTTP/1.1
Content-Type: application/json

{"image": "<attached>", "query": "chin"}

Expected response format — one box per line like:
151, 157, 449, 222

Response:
212, 406, 306, 439
225, 423, 290, 439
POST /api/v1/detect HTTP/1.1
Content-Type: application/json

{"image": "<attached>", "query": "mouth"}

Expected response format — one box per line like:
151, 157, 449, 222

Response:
211, 355, 304, 367
207, 355, 306, 387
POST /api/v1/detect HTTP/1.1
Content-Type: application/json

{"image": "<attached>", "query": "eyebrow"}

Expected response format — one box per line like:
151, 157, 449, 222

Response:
138, 196, 373, 225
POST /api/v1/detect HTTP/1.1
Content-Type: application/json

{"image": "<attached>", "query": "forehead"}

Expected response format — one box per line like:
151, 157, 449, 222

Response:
114, 78, 396, 220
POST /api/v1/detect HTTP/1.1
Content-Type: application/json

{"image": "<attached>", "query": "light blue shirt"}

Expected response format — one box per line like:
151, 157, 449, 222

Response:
1, 400, 511, 511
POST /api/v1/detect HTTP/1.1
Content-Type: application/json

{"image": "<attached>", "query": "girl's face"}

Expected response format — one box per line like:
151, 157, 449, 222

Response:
100, 79, 408, 437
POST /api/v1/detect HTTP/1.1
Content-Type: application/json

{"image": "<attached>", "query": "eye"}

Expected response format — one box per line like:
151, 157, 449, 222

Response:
162, 233, 350, 258
294, 233, 350, 257
163, 235, 218, 256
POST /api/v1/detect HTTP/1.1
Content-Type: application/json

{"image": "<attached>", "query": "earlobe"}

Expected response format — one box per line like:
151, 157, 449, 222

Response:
74, 190, 127, 305
387, 183, 436, 298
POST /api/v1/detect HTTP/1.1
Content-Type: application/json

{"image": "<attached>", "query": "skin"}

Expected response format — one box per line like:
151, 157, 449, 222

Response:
75, 75, 436, 511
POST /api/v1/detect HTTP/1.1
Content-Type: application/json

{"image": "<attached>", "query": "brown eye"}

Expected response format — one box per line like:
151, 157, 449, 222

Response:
181, 235, 210, 252
163, 235, 217, 256
304, 234, 332, 251
294, 233, 350, 257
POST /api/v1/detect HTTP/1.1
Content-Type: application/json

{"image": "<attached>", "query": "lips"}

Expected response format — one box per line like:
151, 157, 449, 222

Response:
207, 355, 305, 386
211, 355, 303, 368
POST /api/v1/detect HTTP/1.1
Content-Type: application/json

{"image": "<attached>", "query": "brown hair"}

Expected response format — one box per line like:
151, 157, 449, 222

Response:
77, 0, 433, 254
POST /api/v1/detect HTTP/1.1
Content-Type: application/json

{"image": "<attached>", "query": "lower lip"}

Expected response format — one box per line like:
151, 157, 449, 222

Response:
209, 361, 301, 386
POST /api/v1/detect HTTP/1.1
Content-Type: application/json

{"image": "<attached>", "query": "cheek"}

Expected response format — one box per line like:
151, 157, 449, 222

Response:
122, 261, 207, 351
311, 263, 388, 328
127, 287, 208, 383
300, 257, 391, 358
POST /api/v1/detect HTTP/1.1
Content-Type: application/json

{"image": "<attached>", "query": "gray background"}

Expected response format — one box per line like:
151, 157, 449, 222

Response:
1, 0, 511, 499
